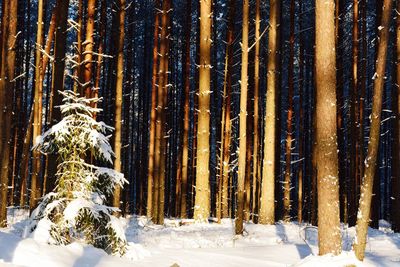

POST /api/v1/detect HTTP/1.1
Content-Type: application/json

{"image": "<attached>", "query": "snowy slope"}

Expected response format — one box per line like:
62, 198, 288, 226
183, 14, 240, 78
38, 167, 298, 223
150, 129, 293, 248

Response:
1, 209, 399, 267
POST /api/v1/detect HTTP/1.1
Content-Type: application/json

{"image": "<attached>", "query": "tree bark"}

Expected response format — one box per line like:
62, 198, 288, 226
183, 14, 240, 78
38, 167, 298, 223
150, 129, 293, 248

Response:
83, 0, 96, 98
193, 0, 213, 222
283, 0, 295, 223
259, 0, 280, 225
179, 0, 192, 219
252, 0, 261, 223
353, 0, 392, 260
392, 0, 400, 233
113, 0, 126, 212
147, 0, 160, 219
315, 0, 342, 255
30, 0, 44, 211
0, 0, 17, 225
235, 0, 249, 235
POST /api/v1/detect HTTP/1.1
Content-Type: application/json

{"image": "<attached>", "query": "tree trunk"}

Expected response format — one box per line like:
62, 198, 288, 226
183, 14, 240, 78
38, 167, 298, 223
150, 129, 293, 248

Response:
259, 0, 281, 225
235, 0, 249, 235
193, 0, 213, 222
392, 0, 400, 233
147, 0, 160, 219
152, 0, 171, 224
113, 0, 126, 212
30, 0, 44, 211
297, 0, 304, 224
83, 0, 96, 98
353, 0, 392, 261
283, 0, 295, 223
0, 0, 17, 225
252, 0, 261, 223
349, 0, 361, 226
315, 0, 342, 255
179, 0, 192, 219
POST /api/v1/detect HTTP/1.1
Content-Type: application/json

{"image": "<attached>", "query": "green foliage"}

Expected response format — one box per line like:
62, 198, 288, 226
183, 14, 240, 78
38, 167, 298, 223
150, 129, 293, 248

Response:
31, 91, 128, 256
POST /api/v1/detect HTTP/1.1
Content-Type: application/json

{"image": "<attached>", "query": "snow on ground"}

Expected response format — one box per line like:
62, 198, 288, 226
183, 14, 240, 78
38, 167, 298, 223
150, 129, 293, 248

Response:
0, 208, 399, 267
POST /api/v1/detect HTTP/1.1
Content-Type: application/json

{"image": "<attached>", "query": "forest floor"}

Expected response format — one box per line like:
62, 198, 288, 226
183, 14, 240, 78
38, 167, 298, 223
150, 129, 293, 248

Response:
0, 209, 399, 267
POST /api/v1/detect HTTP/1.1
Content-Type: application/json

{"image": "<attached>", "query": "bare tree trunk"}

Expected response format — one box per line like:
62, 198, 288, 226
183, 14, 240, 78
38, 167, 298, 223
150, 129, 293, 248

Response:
297, 0, 304, 224
259, 0, 281, 225
180, 0, 192, 219
83, 0, 96, 98
113, 0, 126, 213
194, 0, 213, 222
349, 0, 360, 226
0, 0, 17, 225
392, 0, 400, 233
353, 0, 392, 260
252, 0, 261, 223
74, 0, 83, 94
93, 0, 106, 118
315, 0, 342, 255
147, 0, 160, 219
283, 0, 295, 223
236, 0, 249, 235
30, 0, 44, 211
152, 0, 171, 224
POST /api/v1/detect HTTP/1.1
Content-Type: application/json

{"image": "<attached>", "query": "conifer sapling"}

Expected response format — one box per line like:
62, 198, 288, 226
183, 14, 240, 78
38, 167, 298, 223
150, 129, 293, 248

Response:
30, 90, 128, 256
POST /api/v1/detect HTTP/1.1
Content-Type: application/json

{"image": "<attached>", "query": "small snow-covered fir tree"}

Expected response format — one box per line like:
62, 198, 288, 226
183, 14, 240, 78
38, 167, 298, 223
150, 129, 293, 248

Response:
30, 90, 128, 255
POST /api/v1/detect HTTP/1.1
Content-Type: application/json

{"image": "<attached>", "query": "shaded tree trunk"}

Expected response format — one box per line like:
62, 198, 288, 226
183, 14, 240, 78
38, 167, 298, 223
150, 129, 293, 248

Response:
392, 0, 400, 233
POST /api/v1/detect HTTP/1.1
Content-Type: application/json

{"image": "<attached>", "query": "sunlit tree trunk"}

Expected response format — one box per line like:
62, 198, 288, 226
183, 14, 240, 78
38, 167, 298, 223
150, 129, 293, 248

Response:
0, 0, 17, 225
252, 0, 261, 223
30, 0, 45, 211
83, 0, 96, 98
354, 0, 392, 260
315, 0, 342, 255
259, 0, 281, 225
113, 0, 126, 212
194, 0, 213, 222
236, 0, 249, 235
147, 0, 160, 219
153, 0, 171, 224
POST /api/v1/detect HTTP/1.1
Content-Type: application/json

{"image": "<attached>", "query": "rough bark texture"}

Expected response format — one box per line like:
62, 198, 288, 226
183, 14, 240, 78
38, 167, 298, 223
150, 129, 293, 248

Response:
259, 0, 280, 225
216, 0, 235, 222
113, 0, 126, 212
0, 0, 17, 226
235, 0, 249, 235
30, 0, 44, 211
315, 0, 342, 255
180, 0, 192, 219
147, 0, 160, 219
194, 0, 212, 222
83, 0, 96, 98
252, 0, 261, 222
354, 0, 392, 260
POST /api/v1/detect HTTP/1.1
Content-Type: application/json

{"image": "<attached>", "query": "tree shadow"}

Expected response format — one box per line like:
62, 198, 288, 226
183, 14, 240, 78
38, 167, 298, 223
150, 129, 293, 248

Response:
71, 246, 105, 267
0, 232, 21, 263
